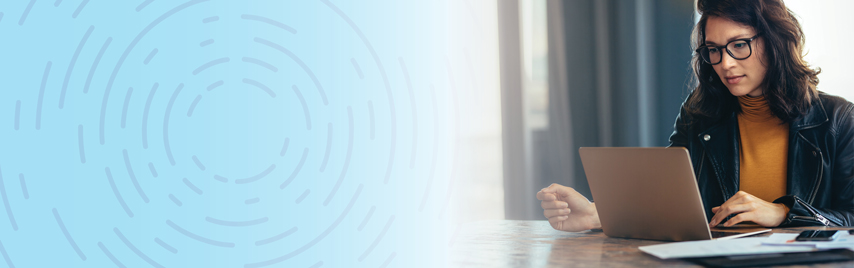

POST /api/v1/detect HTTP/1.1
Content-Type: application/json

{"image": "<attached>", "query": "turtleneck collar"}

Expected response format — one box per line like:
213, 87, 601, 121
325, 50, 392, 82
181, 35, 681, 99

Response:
738, 94, 777, 122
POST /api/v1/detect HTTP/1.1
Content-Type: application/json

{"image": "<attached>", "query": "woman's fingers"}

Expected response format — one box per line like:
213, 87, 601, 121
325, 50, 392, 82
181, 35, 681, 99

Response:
722, 211, 755, 227
548, 215, 569, 230
544, 208, 571, 219
709, 203, 753, 227
536, 190, 557, 201
541, 200, 568, 209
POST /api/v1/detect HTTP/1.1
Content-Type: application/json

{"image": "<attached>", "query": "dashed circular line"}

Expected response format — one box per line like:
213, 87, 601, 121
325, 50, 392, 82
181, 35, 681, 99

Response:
136, 0, 154, 12
321, 0, 397, 184
147, 162, 158, 177
294, 189, 309, 204
244, 184, 363, 268
166, 220, 235, 248
356, 205, 375, 231
36, 61, 51, 130
71, 0, 89, 19
102, 0, 209, 145
186, 94, 202, 117
120, 87, 133, 128
253, 38, 328, 105
168, 194, 182, 207
279, 137, 289, 157
234, 164, 276, 184
357, 215, 394, 262
202, 16, 218, 23
242, 57, 278, 72
191, 155, 206, 171
242, 78, 276, 98
213, 175, 228, 183
244, 197, 259, 205
53, 208, 86, 260
322, 107, 354, 206
205, 216, 269, 227
0, 240, 14, 268
114, 227, 165, 268
54, 0, 62, 7
379, 252, 397, 268
84, 37, 112, 94
240, 14, 296, 34
18, 0, 35, 26
350, 58, 364, 79
192, 57, 229, 75
18, 174, 28, 200
97, 242, 125, 267
0, 166, 17, 230
143, 48, 158, 65
163, 83, 184, 166
60, 25, 94, 109
206, 80, 223, 91
182, 178, 203, 195
254, 227, 296, 246
122, 149, 150, 203
318, 123, 333, 172
141, 83, 159, 149
279, 148, 308, 189
77, 125, 86, 163
199, 39, 214, 47
291, 85, 312, 130
154, 237, 178, 254
105, 167, 133, 217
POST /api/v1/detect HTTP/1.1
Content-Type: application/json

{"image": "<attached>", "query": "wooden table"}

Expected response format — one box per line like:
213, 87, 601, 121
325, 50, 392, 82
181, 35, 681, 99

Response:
449, 220, 854, 267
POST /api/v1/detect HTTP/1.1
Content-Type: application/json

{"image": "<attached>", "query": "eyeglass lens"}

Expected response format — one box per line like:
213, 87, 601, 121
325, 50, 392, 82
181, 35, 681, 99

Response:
701, 40, 752, 65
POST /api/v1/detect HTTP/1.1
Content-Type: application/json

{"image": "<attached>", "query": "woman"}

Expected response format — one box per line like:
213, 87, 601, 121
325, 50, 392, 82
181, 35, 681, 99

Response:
537, 0, 854, 232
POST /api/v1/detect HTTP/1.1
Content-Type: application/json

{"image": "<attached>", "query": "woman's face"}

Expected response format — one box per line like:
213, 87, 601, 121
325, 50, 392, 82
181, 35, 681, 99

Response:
704, 16, 767, 97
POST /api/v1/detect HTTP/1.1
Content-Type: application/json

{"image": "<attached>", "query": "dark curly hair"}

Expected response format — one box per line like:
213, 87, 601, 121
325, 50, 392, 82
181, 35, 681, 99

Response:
685, 0, 820, 122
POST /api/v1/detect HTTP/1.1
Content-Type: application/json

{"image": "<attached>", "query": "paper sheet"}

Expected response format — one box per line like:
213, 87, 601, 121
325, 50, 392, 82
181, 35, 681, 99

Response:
639, 237, 815, 259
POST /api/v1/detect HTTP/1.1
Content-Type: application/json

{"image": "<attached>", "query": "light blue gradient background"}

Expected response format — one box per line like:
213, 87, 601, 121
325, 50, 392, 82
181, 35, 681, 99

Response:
0, 0, 487, 267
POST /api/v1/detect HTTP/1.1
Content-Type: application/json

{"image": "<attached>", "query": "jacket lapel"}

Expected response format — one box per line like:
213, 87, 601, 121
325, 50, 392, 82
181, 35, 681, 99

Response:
787, 97, 828, 203
698, 113, 740, 200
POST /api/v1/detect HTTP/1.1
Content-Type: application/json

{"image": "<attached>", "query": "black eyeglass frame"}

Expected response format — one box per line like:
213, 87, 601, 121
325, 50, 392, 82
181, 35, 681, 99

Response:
695, 35, 760, 65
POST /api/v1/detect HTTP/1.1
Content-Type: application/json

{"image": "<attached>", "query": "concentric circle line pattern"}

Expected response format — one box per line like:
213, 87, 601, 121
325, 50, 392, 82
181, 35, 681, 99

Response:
163, 83, 184, 166
199, 38, 214, 47
59, 25, 94, 109
253, 227, 297, 247
120, 87, 134, 128
141, 83, 159, 149
187, 94, 202, 117
165, 220, 235, 248
357, 205, 376, 231
279, 137, 290, 157
71, 0, 89, 19
136, 0, 154, 12
100, 0, 209, 145
322, 106, 354, 206
318, 123, 333, 172
192, 57, 230, 76
242, 78, 276, 98
0, 166, 17, 231
83, 37, 112, 94
154, 237, 178, 254
113, 227, 164, 268
143, 48, 158, 65
319, 0, 397, 185
279, 148, 309, 189
244, 184, 363, 268
357, 215, 395, 262
205, 216, 269, 227
291, 85, 312, 130
239, 14, 296, 34
105, 167, 134, 218
241, 57, 278, 72
0, 239, 15, 268
350, 58, 364, 79
17, 0, 35, 26
35, 61, 51, 130
97, 241, 124, 267
52, 208, 86, 260
233, 164, 277, 184
252, 38, 328, 105
121, 149, 150, 203
78, 125, 86, 163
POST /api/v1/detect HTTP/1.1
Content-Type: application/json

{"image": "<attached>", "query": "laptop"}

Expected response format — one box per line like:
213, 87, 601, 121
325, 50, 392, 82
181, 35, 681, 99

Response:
578, 147, 770, 242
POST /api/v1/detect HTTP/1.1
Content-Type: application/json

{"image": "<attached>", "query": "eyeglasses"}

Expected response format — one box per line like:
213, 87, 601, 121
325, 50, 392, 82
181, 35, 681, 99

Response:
695, 35, 759, 65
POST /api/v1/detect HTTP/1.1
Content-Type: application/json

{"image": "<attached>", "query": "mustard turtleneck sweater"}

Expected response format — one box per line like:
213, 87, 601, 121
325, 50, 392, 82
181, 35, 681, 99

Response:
737, 95, 789, 202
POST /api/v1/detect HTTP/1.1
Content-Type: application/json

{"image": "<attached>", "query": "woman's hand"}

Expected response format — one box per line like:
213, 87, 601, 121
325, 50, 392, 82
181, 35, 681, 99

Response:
536, 183, 601, 232
708, 191, 790, 228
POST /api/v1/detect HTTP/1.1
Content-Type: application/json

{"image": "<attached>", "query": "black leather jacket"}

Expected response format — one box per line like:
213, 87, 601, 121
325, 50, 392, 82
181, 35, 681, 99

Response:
669, 93, 854, 227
